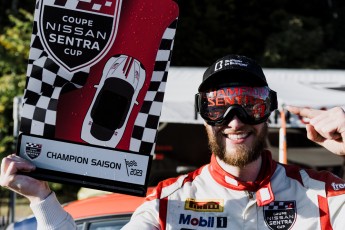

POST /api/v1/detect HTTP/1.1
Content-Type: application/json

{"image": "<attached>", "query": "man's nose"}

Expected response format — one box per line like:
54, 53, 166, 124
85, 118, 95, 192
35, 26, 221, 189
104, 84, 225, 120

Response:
226, 115, 245, 128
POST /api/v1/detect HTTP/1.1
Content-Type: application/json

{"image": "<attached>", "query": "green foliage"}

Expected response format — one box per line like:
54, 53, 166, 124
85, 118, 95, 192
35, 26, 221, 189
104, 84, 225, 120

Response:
0, 73, 26, 152
0, 8, 82, 197
0, 10, 31, 157
263, 16, 325, 68
0, 9, 32, 75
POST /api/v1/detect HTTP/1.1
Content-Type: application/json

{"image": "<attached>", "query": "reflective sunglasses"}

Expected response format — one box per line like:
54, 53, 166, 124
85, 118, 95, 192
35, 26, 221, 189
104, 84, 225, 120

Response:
195, 86, 277, 125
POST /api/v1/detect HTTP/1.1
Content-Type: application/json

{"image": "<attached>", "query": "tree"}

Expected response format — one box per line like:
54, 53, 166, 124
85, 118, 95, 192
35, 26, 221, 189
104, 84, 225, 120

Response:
262, 0, 345, 68
0, 9, 32, 157
0, 0, 35, 28
172, 0, 345, 69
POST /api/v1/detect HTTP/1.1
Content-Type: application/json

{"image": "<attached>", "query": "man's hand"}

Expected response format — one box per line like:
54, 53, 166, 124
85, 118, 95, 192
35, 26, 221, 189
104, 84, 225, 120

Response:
287, 106, 345, 155
0, 154, 51, 204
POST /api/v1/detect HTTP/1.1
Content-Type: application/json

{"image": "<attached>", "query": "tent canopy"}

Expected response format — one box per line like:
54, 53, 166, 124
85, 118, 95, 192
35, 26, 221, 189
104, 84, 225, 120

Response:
161, 67, 345, 127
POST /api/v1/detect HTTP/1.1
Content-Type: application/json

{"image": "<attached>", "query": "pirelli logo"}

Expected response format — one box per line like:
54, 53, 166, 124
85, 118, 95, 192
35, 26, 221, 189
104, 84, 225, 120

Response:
184, 198, 224, 212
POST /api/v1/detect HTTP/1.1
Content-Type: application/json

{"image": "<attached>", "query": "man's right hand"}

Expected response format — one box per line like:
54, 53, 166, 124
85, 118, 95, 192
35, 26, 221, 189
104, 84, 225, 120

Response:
0, 154, 51, 204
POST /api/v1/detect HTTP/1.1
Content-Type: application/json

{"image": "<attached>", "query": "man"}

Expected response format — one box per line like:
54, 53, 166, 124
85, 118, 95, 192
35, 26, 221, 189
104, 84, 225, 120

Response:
1, 54, 345, 229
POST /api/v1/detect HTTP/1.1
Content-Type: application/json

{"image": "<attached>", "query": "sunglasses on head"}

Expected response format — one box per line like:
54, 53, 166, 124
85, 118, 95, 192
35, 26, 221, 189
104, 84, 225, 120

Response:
195, 86, 277, 126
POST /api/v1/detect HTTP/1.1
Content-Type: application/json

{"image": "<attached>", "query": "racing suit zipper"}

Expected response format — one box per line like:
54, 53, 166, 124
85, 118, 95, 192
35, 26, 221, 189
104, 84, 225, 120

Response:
242, 191, 258, 229
246, 191, 254, 200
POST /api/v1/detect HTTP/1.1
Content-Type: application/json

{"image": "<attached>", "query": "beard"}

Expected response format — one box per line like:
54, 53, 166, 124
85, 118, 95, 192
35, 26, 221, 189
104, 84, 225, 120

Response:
206, 123, 268, 168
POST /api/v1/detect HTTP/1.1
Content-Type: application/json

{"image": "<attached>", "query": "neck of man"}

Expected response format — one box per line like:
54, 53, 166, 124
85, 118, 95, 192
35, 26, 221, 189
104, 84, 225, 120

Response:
216, 155, 263, 182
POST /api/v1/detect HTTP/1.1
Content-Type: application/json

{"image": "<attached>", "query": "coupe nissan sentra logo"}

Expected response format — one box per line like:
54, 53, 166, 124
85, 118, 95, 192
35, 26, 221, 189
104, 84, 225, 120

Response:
39, 0, 123, 72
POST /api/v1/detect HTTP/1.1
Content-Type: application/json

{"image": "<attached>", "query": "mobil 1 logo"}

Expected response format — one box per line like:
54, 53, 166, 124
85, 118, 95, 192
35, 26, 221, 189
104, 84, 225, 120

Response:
179, 214, 227, 228
38, 0, 122, 72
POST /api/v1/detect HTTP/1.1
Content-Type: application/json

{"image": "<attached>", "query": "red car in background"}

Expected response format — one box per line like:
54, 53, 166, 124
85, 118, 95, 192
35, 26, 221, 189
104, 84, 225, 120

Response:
6, 153, 197, 230
7, 188, 155, 230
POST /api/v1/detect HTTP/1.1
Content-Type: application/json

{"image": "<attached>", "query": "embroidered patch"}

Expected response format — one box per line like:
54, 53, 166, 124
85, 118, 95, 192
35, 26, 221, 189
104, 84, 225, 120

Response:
179, 214, 227, 228
263, 201, 296, 230
331, 182, 345, 191
184, 198, 224, 212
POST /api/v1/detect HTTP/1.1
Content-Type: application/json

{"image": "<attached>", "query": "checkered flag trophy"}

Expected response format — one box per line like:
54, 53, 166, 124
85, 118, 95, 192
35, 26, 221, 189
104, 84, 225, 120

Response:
18, 0, 179, 195
21, 0, 178, 156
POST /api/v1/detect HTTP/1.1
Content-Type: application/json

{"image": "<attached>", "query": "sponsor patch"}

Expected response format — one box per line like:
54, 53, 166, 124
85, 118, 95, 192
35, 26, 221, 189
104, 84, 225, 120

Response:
25, 142, 42, 159
263, 201, 296, 230
179, 214, 227, 228
185, 198, 224, 212
331, 182, 345, 191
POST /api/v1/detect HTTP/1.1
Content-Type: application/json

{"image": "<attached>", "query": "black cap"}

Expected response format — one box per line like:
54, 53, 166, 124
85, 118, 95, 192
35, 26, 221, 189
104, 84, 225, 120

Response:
198, 54, 268, 92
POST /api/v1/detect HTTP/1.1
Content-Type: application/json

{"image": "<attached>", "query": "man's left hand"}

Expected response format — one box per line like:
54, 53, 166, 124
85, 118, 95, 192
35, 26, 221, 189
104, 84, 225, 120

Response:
287, 106, 345, 155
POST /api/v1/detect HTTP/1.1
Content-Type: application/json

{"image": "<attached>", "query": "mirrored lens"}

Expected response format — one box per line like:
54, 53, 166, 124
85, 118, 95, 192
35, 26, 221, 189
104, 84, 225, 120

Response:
199, 86, 271, 122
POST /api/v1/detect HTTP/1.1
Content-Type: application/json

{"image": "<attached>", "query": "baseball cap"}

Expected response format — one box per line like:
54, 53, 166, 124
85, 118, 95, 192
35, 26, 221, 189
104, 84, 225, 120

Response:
198, 54, 268, 92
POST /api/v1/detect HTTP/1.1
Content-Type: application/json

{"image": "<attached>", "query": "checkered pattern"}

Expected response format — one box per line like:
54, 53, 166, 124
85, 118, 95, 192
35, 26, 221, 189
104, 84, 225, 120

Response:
264, 201, 296, 210
129, 19, 178, 155
25, 142, 42, 148
21, 13, 90, 136
54, 0, 117, 15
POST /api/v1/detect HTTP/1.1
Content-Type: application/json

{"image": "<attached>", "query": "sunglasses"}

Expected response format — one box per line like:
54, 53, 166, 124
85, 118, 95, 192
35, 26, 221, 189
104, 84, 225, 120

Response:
195, 86, 277, 125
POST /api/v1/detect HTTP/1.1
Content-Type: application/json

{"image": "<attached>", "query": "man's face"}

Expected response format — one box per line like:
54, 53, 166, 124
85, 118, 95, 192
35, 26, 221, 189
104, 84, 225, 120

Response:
205, 116, 268, 168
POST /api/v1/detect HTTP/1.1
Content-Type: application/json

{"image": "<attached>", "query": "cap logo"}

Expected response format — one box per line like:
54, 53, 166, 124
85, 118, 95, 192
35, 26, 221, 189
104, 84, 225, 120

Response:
214, 59, 248, 72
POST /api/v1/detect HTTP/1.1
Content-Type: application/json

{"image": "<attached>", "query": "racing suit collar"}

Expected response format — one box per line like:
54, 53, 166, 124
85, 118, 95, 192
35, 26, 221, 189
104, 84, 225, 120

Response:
209, 150, 277, 206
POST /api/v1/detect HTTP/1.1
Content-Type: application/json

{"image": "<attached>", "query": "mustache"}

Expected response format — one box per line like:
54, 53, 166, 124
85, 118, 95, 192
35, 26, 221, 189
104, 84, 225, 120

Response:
219, 126, 256, 135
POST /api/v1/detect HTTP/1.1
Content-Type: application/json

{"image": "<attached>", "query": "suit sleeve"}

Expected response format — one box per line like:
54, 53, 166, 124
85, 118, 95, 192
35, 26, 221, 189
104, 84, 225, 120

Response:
122, 199, 160, 230
30, 192, 76, 230
29, 191, 162, 230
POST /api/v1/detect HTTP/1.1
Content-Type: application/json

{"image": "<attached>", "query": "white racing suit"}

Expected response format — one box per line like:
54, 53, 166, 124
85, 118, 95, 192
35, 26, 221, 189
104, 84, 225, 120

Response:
32, 150, 345, 229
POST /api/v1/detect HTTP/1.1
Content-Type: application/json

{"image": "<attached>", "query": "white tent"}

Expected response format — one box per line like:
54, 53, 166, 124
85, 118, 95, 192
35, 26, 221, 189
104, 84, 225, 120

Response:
161, 67, 345, 128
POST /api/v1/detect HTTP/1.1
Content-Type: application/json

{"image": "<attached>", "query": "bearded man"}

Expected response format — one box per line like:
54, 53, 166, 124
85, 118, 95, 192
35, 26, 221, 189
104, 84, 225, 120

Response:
2, 54, 345, 229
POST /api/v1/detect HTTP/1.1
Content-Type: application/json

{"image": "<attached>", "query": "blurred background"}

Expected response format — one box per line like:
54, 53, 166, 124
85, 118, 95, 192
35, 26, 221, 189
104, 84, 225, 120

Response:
1, 0, 345, 226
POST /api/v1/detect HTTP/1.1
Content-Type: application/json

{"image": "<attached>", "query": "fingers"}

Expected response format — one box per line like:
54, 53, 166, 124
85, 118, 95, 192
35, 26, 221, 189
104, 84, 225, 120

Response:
309, 109, 343, 140
1, 154, 35, 175
286, 106, 323, 119
0, 154, 35, 188
286, 106, 343, 139
0, 154, 52, 202
305, 124, 325, 143
286, 106, 345, 155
